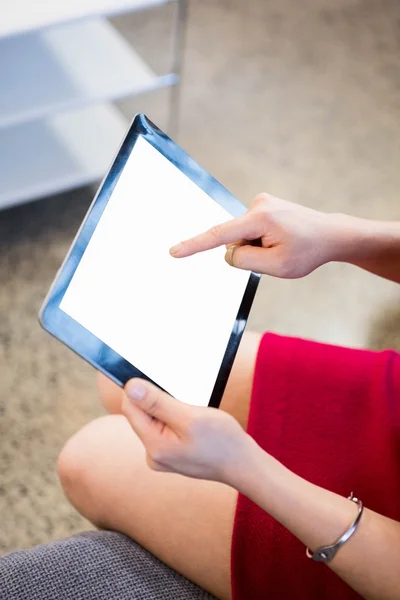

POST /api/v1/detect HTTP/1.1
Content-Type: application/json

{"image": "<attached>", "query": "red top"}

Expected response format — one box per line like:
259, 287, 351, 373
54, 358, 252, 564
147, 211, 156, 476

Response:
231, 333, 400, 599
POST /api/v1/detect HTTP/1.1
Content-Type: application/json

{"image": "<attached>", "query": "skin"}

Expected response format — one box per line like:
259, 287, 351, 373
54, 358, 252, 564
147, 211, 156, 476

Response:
58, 193, 400, 600
58, 331, 260, 600
170, 193, 400, 283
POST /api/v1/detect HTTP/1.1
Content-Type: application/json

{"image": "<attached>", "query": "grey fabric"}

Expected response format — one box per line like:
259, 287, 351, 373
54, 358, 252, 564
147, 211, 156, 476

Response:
0, 531, 216, 600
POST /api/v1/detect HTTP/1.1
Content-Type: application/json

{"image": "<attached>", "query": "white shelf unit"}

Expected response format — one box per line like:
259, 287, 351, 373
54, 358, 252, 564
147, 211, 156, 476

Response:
0, 0, 186, 210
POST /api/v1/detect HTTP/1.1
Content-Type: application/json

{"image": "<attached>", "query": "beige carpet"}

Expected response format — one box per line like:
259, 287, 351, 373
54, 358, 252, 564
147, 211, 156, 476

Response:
1, 0, 400, 553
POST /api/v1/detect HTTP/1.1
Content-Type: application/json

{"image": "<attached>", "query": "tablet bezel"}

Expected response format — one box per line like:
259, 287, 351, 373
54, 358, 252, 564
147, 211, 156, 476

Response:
40, 114, 260, 408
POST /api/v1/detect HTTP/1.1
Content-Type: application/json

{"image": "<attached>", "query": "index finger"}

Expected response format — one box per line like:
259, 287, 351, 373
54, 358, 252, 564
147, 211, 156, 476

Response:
169, 213, 261, 258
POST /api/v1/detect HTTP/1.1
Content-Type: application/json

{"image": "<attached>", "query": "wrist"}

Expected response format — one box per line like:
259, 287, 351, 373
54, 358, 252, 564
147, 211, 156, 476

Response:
226, 434, 289, 497
226, 440, 359, 556
322, 212, 399, 266
221, 434, 266, 489
319, 212, 363, 264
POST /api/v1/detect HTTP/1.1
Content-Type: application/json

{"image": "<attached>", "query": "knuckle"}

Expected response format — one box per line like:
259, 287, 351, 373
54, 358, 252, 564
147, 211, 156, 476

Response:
252, 192, 270, 207
209, 223, 224, 241
146, 397, 159, 417
257, 207, 271, 230
251, 194, 273, 225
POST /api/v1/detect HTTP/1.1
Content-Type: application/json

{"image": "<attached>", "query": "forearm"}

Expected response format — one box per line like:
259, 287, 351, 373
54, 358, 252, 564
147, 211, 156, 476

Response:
326, 214, 400, 283
231, 439, 400, 600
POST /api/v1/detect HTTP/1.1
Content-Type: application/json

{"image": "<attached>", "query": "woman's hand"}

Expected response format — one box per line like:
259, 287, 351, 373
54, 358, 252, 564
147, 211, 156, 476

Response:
121, 379, 252, 484
122, 378, 400, 600
170, 192, 400, 283
170, 193, 336, 278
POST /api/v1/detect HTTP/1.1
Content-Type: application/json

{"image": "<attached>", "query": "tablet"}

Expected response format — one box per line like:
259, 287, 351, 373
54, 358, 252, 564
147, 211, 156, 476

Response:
40, 114, 260, 408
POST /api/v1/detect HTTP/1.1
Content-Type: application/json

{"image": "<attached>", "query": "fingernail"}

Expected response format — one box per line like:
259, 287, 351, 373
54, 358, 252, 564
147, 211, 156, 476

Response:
169, 243, 183, 256
225, 245, 237, 266
126, 381, 146, 402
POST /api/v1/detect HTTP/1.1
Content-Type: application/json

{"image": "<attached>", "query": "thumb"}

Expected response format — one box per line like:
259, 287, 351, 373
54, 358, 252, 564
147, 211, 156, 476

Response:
225, 244, 285, 276
124, 379, 190, 429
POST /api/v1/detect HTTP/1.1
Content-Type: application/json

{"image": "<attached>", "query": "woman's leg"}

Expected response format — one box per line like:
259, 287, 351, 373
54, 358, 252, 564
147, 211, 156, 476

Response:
57, 331, 261, 600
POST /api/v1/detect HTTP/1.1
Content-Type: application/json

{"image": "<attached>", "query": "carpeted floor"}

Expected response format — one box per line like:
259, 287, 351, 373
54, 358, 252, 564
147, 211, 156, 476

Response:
1, 0, 400, 553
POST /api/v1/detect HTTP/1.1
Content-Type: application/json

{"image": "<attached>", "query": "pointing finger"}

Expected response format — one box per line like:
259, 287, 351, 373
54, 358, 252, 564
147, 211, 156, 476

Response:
169, 213, 263, 258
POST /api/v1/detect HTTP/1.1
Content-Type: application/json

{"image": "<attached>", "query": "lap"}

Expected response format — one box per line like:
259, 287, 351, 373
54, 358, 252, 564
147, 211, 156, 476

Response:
58, 331, 261, 600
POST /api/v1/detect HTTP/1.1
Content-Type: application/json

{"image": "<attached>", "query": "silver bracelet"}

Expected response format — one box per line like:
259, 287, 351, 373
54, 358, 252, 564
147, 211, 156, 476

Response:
306, 492, 364, 562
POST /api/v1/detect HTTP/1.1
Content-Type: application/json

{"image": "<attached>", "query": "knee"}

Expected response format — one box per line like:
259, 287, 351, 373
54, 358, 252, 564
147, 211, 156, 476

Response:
97, 372, 124, 414
57, 417, 111, 526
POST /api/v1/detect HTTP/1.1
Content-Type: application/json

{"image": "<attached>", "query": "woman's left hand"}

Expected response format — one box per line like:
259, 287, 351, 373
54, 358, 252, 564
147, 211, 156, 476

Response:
121, 379, 252, 485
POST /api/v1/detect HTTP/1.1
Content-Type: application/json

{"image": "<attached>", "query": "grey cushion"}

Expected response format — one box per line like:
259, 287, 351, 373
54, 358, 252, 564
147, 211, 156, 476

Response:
0, 531, 216, 600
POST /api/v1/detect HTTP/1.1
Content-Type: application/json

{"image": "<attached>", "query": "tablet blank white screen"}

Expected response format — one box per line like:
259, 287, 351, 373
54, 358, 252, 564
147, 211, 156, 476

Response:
60, 136, 251, 407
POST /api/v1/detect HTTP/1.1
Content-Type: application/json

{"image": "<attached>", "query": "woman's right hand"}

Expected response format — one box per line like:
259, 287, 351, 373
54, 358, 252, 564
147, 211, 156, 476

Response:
170, 193, 339, 278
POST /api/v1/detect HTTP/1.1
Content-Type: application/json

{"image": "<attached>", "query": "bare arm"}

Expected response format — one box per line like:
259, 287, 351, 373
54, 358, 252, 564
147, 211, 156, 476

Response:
170, 193, 400, 284
327, 214, 400, 284
122, 380, 400, 600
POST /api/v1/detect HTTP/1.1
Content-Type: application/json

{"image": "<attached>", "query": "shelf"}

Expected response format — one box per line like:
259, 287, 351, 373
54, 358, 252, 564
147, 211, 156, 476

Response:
0, 19, 177, 129
0, 104, 128, 210
0, 0, 175, 39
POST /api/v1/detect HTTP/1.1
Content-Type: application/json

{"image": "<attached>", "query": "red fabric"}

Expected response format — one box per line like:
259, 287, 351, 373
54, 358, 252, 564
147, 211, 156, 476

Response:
231, 333, 400, 600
